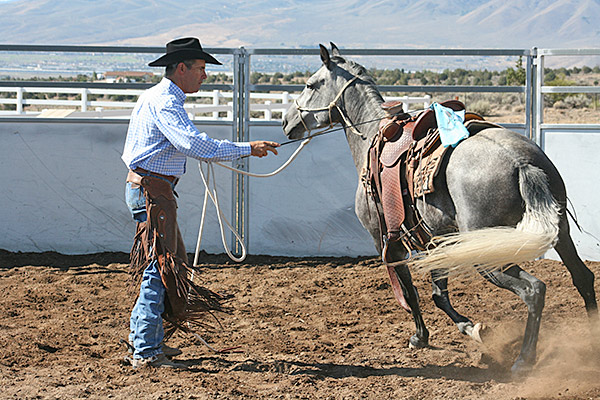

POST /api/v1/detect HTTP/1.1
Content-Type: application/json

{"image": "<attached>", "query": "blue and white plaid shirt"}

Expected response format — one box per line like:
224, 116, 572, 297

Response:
122, 78, 251, 177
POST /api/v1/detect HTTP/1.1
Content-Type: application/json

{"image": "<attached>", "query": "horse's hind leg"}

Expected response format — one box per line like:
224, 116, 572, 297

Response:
554, 217, 598, 317
480, 265, 546, 375
431, 269, 484, 342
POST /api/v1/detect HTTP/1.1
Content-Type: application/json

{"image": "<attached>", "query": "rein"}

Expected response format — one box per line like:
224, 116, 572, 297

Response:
279, 106, 428, 147
192, 137, 312, 265
279, 115, 388, 146
191, 111, 385, 265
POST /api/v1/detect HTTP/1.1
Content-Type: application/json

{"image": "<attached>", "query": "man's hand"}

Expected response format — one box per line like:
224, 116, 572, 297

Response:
250, 141, 280, 157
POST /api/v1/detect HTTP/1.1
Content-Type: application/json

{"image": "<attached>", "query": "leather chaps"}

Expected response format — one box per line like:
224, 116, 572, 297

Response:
127, 172, 226, 338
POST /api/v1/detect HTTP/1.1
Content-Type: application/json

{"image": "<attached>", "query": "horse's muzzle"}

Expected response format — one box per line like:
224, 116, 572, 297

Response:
282, 112, 306, 139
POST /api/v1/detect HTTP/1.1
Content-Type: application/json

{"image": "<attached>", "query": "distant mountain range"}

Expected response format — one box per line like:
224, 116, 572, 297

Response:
1, 0, 599, 69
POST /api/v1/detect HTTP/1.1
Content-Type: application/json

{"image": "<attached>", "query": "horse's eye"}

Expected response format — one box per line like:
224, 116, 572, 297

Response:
306, 83, 314, 90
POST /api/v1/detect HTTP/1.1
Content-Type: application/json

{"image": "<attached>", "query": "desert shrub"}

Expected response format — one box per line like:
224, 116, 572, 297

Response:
487, 93, 504, 104
562, 94, 591, 109
469, 99, 491, 115
501, 93, 522, 106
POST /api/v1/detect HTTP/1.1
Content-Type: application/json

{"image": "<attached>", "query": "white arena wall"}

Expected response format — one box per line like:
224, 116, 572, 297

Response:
542, 129, 600, 262
0, 121, 375, 257
1, 122, 599, 261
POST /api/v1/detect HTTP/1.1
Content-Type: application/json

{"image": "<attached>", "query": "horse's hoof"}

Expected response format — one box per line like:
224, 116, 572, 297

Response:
470, 323, 487, 344
408, 335, 428, 349
510, 358, 534, 378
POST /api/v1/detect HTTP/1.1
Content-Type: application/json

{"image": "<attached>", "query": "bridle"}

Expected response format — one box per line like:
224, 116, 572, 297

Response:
293, 74, 366, 139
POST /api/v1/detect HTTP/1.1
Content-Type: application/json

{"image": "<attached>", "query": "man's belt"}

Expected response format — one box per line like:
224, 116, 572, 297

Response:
127, 168, 178, 185
127, 168, 179, 186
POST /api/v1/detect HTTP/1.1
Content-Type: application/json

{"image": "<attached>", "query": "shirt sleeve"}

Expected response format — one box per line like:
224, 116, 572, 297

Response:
155, 96, 251, 162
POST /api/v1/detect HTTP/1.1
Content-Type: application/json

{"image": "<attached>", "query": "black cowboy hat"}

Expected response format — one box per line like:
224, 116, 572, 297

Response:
148, 37, 222, 67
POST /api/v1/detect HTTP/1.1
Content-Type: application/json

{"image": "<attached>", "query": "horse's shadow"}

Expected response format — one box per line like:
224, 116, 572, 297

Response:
183, 355, 511, 383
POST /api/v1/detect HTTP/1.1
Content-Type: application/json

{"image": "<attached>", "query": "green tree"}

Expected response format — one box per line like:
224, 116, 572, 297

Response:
506, 56, 526, 85
544, 69, 557, 83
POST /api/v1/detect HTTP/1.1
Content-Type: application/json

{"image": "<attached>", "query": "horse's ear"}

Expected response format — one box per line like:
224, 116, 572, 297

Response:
319, 44, 332, 69
331, 42, 341, 57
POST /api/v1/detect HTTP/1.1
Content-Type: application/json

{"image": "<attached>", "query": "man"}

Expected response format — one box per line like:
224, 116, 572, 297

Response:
122, 37, 279, 369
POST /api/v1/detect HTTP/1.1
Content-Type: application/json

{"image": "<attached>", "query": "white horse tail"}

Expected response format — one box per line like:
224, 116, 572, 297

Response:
409, 163, 561, 276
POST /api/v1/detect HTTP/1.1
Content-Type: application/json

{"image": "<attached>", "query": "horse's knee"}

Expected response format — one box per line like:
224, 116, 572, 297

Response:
532, 279, 546, 299
432, 292, 450, 311
523, 279, 546, 311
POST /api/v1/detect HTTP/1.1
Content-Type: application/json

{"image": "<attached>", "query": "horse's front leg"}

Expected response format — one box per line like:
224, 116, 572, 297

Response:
391, 262, 429, 348
386, 242, 429, 348
356, 189, 429, 348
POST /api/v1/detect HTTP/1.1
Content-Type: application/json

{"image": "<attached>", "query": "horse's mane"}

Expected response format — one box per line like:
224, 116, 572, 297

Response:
333, 56, 383, 103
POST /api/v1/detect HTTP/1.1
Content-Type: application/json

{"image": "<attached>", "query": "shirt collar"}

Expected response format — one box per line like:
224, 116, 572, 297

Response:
162, 77, 187, 103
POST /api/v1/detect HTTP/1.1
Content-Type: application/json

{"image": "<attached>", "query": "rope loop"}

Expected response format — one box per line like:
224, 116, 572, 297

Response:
193, 138, 311, 265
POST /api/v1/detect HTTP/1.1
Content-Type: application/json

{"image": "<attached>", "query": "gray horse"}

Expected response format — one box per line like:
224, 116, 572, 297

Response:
282, 43, 598, 375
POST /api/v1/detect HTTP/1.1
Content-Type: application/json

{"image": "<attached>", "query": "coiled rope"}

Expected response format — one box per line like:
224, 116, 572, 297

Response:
192, 137, 312, 265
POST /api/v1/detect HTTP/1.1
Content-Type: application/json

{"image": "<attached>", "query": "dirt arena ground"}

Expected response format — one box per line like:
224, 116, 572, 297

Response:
1, 250, 599, 400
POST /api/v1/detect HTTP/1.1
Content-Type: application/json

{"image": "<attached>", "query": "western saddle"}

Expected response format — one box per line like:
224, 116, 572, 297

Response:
366, 99, 501, 262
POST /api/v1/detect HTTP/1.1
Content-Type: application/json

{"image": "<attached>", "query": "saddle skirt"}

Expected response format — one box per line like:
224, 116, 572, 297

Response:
378, 125, 413, 243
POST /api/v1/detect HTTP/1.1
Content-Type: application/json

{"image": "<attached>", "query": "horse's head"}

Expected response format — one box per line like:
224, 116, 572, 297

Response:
282, 43, 379, 140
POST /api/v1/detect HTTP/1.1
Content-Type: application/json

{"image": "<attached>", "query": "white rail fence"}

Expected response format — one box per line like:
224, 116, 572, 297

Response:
0, 86, 431, 120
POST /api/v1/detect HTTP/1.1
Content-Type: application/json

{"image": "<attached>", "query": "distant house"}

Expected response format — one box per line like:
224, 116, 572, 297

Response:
104, 71, 153, 83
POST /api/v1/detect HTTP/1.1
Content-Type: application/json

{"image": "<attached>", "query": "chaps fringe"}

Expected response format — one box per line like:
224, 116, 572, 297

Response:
128, 176, 229, 340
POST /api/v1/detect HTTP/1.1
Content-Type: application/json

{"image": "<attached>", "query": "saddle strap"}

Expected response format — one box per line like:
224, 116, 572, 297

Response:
386, 264, 412, 313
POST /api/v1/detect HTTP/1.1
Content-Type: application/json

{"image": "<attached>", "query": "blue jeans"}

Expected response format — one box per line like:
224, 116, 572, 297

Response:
125, 182, 147, 223
129, 261, 165, 359
125, 182, 164, 359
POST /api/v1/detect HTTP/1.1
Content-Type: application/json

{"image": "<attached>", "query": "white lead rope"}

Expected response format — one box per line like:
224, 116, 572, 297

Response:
192, 137, 312, 266
194, 160, 246, 263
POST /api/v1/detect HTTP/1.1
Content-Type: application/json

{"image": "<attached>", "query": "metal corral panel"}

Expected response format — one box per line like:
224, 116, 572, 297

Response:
0, 122, 234, 255
543, 129, 600, 261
